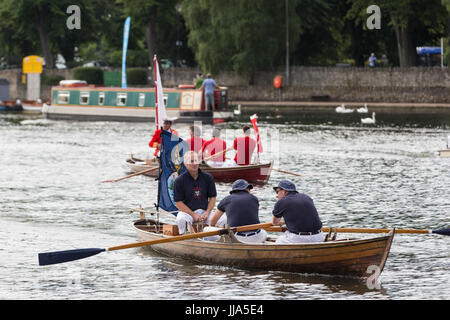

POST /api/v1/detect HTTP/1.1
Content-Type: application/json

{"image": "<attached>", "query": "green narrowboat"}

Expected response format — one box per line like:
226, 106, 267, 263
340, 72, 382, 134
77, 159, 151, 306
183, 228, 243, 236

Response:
42, 82, 233, 124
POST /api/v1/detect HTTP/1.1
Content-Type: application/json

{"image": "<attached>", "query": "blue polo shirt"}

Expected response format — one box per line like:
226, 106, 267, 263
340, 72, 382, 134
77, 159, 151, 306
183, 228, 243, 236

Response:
202, 78, 216, 95
272, 192, 322, 233
173, 169, 217, 211
217, 191, 260, 227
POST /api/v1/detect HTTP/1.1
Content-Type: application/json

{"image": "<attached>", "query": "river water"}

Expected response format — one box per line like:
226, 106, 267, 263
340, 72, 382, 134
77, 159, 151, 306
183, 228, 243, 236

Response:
0, 108, 449, 301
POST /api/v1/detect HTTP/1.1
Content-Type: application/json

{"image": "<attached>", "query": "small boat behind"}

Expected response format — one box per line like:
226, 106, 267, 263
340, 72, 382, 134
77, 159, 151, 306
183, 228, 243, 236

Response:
438, 149, 450, 157
0, 99, 22, 112
22, 99, 48, 113
133, 218, 395, 279
126, 155, 273, 184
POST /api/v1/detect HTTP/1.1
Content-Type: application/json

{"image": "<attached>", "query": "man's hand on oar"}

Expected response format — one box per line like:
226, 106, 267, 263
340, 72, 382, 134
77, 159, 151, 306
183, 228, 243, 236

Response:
101, 166, 158, 183
38, 222, 273, 266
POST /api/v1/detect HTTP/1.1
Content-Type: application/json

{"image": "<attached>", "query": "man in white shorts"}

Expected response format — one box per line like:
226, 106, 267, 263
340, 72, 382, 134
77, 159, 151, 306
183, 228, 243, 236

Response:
174, 151, 226, 234
272, 180, 323, 243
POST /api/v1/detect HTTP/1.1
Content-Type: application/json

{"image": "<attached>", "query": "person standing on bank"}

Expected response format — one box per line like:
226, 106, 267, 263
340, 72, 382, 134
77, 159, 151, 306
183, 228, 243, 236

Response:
208, 179, 267, 243
174, 151, 226, 234
200, 73, 220, 111
272, 180, 323, 243
369, 53, 377, 68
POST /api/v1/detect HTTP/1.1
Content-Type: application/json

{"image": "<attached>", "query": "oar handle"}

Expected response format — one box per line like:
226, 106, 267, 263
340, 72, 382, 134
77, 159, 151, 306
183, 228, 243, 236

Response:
108, 222, 273, 252
273, 168, 302, 177
266, 226, 433, 234
102, 166, 158, 183
203, 146, 233, 162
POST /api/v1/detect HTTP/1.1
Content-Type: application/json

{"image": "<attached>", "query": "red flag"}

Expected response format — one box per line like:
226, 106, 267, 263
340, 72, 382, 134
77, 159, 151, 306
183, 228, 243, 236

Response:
250, 114, 263, 153
154, 55, 168, 129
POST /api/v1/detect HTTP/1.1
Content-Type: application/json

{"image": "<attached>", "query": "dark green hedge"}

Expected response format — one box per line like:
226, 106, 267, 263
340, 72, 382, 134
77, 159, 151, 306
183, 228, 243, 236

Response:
72, 67, 104, 85
126, 68, 148, 85
41, 74, 65, 86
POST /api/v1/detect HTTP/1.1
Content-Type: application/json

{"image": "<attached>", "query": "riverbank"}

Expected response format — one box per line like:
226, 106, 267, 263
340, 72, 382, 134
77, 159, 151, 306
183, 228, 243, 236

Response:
233, 100, 450, 112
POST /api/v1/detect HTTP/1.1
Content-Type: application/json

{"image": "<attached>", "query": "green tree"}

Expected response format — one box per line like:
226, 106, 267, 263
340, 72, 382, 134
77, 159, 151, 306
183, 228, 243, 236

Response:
348, 0, 448, 67
183, 0, 301, 83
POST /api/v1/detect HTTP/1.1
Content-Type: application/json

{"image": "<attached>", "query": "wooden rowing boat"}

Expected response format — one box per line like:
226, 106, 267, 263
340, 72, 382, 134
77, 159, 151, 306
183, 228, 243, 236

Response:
134, 219, 395, 279
126, 156, 273, 184
438, 149, 450, 158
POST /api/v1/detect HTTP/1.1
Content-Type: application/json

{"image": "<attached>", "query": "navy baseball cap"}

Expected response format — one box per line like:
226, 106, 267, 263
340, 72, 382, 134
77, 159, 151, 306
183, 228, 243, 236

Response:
230, 179, 253, 194
273, 180, 296, 192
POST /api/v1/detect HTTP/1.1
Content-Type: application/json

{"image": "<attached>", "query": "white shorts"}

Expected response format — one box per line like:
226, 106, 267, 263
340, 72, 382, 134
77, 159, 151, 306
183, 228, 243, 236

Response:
202, 227, 267, 243
176, 209, 227, 235
275, 231, 324, 244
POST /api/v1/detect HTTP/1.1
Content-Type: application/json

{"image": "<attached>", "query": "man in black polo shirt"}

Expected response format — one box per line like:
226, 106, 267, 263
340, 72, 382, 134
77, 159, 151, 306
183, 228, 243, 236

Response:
174, 151, 226, 234
272, 180, 323, 243
208, 179, 267, 243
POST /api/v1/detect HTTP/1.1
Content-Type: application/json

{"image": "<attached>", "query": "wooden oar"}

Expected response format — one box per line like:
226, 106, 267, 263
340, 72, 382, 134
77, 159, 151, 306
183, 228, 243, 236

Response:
266, 226, 450, 236
202, 146, 233, 163
272, 168, 303, 177
101, 166, 158, 183
38, 222, 273, 266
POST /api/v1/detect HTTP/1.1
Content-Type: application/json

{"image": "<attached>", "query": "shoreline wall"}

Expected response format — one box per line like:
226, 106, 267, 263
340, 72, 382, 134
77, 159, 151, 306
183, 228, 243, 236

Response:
1, 66, 449, 103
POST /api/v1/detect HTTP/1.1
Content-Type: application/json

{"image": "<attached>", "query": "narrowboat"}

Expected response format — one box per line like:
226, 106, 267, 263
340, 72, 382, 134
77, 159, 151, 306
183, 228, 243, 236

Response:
42, 81, 234, 124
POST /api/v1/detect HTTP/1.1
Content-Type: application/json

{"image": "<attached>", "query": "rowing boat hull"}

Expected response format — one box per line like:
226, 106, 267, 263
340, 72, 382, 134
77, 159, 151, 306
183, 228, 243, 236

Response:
126, 157, 273, 184
134, 220, 394, 279
438, 149, 450, 158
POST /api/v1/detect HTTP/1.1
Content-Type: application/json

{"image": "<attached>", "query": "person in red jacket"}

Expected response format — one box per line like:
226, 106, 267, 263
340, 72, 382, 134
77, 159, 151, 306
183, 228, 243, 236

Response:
202, 127, 227, 166
233, 125, 256, 165
149, 119, 179, 158
185, 125, 206, 154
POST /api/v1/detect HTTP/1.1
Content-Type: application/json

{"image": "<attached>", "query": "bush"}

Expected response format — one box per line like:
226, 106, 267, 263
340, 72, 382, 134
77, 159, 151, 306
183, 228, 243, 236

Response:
126, 68, 148, 85
41, 74, 65, 86
72, 66, 104, 84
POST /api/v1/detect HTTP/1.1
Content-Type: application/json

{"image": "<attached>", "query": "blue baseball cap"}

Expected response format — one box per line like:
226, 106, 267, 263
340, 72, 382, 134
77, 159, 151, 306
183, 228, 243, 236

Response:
273, 180, 296, 192
230, 179, 253, 194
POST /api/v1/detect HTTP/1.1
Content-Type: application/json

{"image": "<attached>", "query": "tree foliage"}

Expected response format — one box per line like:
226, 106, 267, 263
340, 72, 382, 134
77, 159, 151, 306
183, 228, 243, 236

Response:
0, 0, 448, 73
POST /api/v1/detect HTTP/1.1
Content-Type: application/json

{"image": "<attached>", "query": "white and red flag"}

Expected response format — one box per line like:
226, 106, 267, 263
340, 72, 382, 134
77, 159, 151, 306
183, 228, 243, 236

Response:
154, 55, 168, 129
250, 114, 263, 153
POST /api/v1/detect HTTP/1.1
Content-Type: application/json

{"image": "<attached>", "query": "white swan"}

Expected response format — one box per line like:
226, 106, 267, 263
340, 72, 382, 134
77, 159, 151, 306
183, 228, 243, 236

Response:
357, 103, 368, 113
361, 112, 376, 124
335, 104, 354, 113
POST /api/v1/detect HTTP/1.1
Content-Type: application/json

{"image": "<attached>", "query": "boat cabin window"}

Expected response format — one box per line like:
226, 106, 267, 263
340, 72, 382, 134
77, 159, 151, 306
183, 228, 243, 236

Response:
80, 92, 89, 105
98, 92, 105, 105
138, 93, 145, 107
117, 93, 127, 106
57, 91, 70, 104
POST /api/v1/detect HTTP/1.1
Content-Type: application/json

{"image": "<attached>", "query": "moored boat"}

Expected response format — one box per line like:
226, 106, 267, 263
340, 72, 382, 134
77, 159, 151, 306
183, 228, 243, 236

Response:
126, 155, 273, 184
0, 99, 22, 112
42, 80, 233, 124
21, 99, 48, 113
133, 218, 395, 279
438, 149, 450, 157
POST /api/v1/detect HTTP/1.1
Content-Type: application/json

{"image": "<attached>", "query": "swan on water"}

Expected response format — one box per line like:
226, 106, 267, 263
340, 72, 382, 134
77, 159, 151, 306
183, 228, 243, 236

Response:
336, 104, 354, 113
361, 112, 376, 124
357, 103, 368, 113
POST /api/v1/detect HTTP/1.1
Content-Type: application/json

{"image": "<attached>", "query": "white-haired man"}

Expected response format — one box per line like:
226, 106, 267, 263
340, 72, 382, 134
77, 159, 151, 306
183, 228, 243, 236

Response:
174, 151, 226, 234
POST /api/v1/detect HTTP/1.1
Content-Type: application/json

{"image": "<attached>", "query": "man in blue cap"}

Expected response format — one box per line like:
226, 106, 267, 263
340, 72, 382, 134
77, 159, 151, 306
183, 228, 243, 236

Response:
272, 180, 323, 243
207, 179, 267, 243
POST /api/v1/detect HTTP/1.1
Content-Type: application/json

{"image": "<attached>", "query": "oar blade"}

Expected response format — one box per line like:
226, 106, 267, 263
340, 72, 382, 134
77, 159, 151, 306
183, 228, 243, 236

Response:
38, 248, 106, 266
432, 228, 450, 236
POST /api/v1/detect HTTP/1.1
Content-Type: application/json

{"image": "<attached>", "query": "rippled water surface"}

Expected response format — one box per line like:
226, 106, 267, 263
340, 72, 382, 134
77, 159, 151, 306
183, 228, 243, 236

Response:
1, 110, 449, 300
